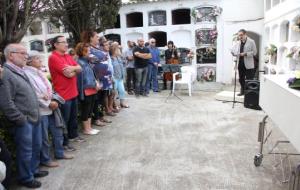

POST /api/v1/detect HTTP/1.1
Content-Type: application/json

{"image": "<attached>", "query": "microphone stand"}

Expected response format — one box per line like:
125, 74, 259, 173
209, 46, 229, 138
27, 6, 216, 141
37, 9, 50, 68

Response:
223, 44, 243, 108
165, 64, 183, 103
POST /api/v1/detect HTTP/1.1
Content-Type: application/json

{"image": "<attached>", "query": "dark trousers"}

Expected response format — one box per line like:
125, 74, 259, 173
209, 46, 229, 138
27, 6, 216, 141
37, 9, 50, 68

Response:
93, 91, 106, 120
60, 97, 79, 140
0, 138, 11, 189
238, 61, 255, 92
80, 94, 96, 121
126, 68, 136, 91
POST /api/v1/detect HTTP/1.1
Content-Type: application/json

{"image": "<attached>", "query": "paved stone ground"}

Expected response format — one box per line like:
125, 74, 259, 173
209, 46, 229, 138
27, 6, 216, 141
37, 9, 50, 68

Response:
13, 85, 298, 190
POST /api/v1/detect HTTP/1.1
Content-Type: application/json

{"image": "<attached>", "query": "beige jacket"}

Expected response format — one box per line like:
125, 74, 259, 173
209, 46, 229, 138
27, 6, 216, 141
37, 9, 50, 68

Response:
231, 37, 257, 69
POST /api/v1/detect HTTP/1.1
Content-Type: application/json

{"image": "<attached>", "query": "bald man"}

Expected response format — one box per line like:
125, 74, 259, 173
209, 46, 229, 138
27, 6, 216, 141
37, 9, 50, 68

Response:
0, 44, 46, 188
133, 38, 152, 96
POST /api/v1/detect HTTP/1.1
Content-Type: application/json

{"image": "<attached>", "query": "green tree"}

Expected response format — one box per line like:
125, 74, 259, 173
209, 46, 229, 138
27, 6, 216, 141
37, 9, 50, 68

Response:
50, 0, 122, 45
0, 0, 48, 51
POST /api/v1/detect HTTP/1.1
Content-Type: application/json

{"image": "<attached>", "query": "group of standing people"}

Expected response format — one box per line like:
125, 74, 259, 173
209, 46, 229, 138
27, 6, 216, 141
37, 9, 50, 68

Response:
0, 31, 130, 188
124, 38, 181, 97
0, 28, 257, 189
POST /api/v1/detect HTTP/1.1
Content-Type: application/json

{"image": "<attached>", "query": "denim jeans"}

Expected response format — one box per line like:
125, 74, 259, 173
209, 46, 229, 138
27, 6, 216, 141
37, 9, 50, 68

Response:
114, 79, 126, 99
146, 64, 159, 93
60, 97, 79, 140
135, 67, 148, 94
14, 121, 42, 183
40, 115, 64, 162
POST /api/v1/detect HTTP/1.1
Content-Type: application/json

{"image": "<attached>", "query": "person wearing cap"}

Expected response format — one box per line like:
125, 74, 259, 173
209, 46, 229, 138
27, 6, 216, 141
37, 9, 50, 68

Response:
0, 44, 43, 188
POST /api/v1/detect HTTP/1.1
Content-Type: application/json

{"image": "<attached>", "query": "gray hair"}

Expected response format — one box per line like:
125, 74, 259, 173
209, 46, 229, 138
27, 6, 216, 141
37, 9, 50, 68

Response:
27, 50, 40, 64
3, 44, 18, 58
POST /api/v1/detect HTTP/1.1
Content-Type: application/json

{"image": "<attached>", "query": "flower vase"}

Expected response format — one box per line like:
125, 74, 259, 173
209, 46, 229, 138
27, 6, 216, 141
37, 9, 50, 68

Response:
269, 55, 277, 65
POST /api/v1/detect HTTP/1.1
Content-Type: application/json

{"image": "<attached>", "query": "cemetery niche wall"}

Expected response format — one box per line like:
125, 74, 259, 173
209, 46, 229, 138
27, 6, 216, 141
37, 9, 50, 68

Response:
193, 5, 222, 82
149, 11, 167, 26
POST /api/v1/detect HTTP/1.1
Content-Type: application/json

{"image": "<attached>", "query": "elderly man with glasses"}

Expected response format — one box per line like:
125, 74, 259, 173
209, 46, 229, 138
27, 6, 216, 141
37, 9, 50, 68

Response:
0, 43, 47, 188
146, 38, 160, 94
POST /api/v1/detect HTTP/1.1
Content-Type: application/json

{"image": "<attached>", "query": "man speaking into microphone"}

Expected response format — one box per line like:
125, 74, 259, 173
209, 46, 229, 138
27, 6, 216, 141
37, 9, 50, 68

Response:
231, 29, 257, 96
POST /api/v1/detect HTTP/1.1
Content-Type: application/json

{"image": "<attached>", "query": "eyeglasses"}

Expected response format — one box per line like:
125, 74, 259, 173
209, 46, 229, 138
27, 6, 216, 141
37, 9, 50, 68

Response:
56, 41, 67, 44
11, 52, 28, 56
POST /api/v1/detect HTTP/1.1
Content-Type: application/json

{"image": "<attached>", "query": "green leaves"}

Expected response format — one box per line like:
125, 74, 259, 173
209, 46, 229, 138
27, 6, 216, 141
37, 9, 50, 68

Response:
49, 0, 121, 44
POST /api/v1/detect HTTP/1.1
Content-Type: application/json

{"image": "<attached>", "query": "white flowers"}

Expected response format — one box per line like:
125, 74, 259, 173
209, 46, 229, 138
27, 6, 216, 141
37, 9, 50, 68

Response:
287, 46, 300, 61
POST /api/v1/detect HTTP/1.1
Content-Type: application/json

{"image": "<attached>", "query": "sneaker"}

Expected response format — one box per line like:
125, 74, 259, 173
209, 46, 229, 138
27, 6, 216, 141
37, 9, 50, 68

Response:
56, 153, 74, 160
92, 129, 100, 133
63, 145, 76, 152
106, 112, 116, 116
34, 170, 49, 178
100, 118, 112, 123
93, 120, 106, 127
128, 91, 134, 95
19, 179, 41, 188
112, 108, 119, 113
83, 130, 99, 135
41, 161, 59, 168
69, 136, 86, 143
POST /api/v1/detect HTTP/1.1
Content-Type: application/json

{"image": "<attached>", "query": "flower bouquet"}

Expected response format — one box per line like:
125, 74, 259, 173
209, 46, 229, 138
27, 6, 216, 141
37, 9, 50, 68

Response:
287, 71, 300, 89
196, 29, 218, 46
265, 44, 277, 56
187, 50, 195, 59
286, 46, 300, 61
292, 17, 300, 32
197, 47, 216, 63
265, 44, 277, 64
210, 6, 223, 17
200, 67, 216, 82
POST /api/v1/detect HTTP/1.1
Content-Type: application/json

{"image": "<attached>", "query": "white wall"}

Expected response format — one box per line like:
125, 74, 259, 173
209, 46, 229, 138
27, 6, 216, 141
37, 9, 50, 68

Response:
217, 0, 264, 83
264, 0, 300, 73
107, 0, 264, 84
21, 19, 69, 70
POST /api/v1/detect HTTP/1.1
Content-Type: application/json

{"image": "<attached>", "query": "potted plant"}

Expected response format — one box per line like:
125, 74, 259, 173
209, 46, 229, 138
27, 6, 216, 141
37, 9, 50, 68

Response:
265, 44, 277, 64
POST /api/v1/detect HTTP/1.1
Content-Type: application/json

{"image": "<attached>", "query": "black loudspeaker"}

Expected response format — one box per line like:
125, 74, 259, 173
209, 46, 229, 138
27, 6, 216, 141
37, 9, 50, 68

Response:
244, 80, 262, 110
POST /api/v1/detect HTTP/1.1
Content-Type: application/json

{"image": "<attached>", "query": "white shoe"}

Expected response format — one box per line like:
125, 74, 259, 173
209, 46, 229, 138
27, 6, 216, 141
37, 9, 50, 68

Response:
83, 129, 98, 135
92, 129, 100, 134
